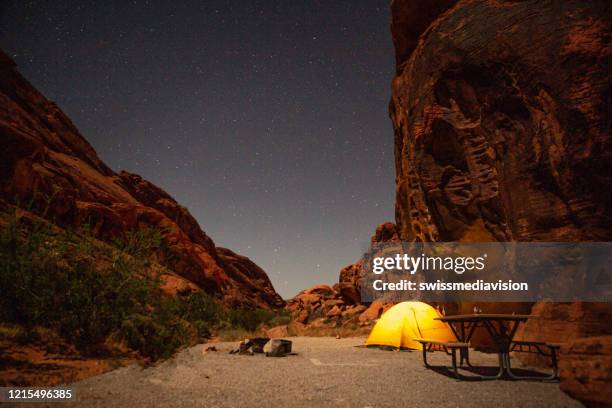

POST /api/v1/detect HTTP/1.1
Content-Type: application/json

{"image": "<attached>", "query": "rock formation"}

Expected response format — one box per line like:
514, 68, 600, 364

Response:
286, 223, 398, 329
0, 49, 283, 309
388, 1, 612, 286
559, 336, 612, 407
390, 0, 611, 243
389, 0, 611, 405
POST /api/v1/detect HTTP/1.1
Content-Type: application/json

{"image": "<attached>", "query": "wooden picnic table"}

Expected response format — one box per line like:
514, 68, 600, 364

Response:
435, 314, 556, 380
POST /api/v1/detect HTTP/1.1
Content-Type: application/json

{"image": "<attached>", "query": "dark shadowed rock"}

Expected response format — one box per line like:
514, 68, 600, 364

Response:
514, 302, 612, 367
390, 0, 458, 73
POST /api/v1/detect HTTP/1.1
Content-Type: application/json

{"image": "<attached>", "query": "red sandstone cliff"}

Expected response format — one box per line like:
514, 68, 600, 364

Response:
389, 0, 611, 405
0, 49, 283, 309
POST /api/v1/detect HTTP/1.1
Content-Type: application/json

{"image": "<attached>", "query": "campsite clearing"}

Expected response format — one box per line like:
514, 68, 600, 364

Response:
70, 337, 580, 407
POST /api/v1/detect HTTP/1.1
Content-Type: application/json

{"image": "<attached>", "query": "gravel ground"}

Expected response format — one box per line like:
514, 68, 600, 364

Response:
69, 337, 582, 408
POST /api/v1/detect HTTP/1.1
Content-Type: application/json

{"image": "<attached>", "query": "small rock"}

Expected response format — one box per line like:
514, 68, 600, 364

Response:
326, 305, 342, 318
265, 339, 292, 357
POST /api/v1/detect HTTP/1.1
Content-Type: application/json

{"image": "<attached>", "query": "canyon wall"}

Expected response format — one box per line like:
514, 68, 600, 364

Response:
0, 49, 283, 309
389, 0, 611, 405
390, 0, 610, 243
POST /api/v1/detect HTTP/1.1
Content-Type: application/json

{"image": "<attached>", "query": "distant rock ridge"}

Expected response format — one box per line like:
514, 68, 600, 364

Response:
0, 48, 283, 309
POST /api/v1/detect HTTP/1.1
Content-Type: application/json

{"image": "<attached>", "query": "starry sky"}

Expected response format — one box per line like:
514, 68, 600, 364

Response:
0, 0, 395, 298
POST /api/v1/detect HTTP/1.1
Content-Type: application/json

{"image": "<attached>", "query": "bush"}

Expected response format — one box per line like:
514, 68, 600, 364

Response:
111, 227, 170, 266
0, 210, 220, 360
120, 311, 192, 361
0, 214, 163, 354
225, 308, 277, 332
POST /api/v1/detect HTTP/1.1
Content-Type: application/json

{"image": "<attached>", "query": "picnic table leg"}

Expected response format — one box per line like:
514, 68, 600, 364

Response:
461, 351, 504, 380
462, 322, 479, 367
503, 351, 559, 381
551, 347, 559, 379
451, 348, 459, 378
451, 322, 473, 367
459, 347, 472, 367
422, 344, 430, 368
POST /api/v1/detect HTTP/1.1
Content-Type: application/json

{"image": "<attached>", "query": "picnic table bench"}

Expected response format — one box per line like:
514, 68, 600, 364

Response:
413, 338, 469, 378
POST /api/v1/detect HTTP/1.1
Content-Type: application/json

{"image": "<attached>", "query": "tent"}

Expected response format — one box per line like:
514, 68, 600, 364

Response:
365, 301, 455, 350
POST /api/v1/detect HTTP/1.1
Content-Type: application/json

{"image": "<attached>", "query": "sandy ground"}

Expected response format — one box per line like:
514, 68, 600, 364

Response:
68, 337, 582, 408
0, 343, 118, 387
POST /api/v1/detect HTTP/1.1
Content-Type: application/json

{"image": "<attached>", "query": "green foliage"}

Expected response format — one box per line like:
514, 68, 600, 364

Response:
119, 311, 191, 361
0, 210, 217, 360
265, 309, 292, 327
225, 308, 277, 332
111, 227, 166, 264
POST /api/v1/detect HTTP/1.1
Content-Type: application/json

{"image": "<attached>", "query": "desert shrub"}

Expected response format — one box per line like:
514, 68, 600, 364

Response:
117, 290, 226, 359
111, 226, 177, 270
0, 210, 217, 359
176, 292, 224, 337
0, 214, 163, 354
265, 308, 292, 327
119, 311, 192, 361
224, 308, 278, 332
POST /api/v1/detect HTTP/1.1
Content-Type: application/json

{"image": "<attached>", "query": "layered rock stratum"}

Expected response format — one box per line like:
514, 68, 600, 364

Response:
0, 49, 283, 309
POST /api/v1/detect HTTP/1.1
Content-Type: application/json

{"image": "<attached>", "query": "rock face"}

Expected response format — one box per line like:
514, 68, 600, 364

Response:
0, 49, 283, 309
560, 336, 612, 407
338, 222, 399, 294
390, 0, 611, 244
389, 1, 611, 405
513, 302, 612, 366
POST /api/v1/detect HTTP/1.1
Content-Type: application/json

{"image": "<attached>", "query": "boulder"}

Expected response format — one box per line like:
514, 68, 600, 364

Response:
334, 282, 361, 305
515, 302, 612, 367
371, 222, 400, 243
294, 310, 309, 324
342, 304, 367, 318
303, 285, 335, 296
266, 325, 289, 339
359, 300, 392, 323
326, 305, 342, 318
264, 339, 292, 357
323, 299, 344, 309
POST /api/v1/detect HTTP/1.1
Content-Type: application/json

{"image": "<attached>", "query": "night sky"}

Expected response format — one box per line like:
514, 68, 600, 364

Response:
0, 1, 395, 298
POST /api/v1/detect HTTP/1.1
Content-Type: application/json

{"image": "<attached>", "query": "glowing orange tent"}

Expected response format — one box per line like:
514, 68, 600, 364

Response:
365, 301, 455, 350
